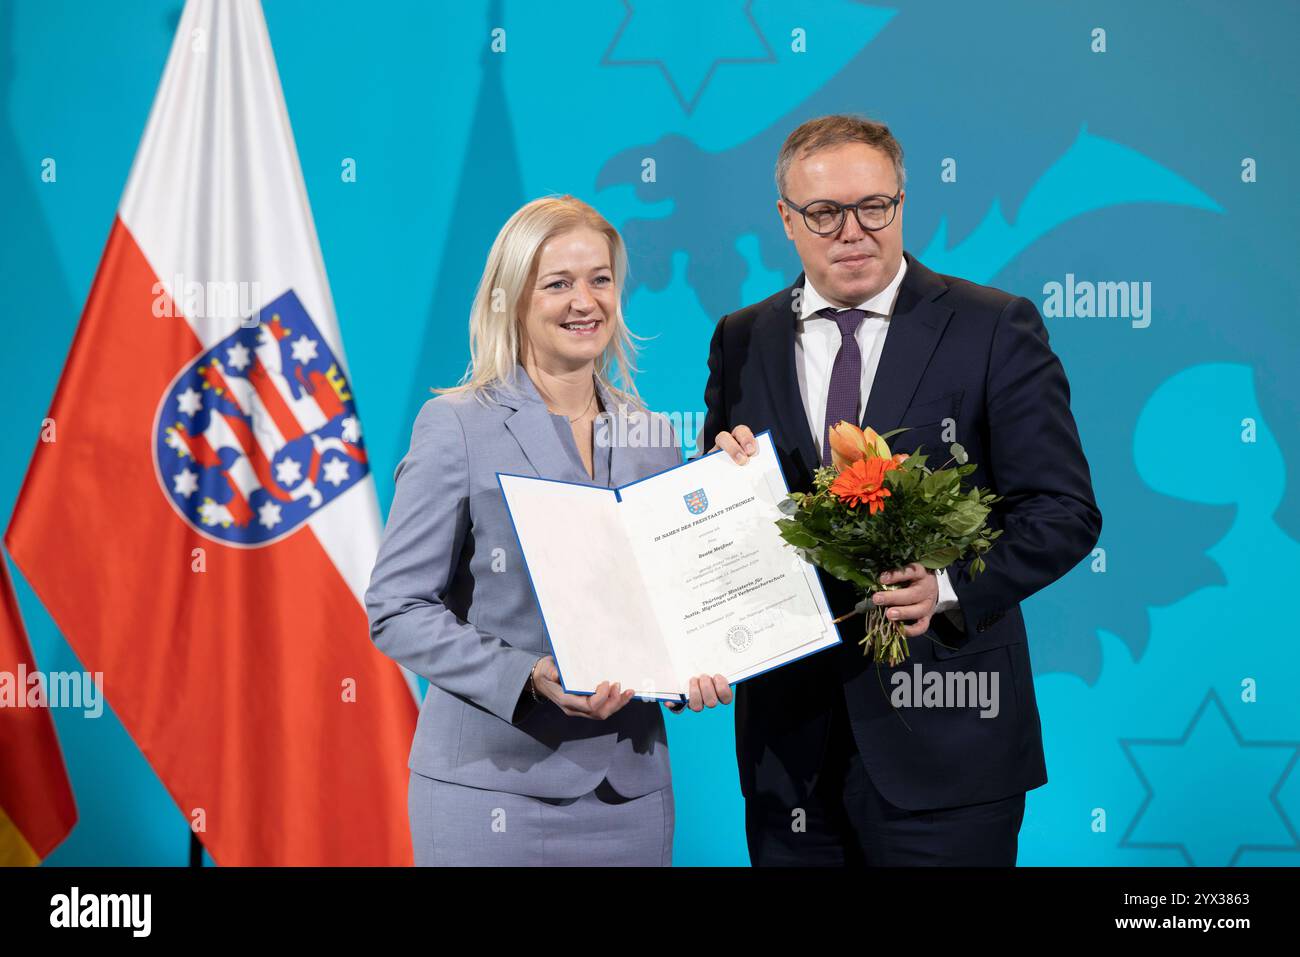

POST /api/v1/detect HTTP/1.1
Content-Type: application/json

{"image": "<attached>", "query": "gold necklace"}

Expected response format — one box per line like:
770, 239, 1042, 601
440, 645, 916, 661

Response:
547, 390, 596, 423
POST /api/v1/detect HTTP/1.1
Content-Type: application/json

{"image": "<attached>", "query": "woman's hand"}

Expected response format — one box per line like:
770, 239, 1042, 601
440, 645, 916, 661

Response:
532, 656, 635, 720
681, 674, 733, 712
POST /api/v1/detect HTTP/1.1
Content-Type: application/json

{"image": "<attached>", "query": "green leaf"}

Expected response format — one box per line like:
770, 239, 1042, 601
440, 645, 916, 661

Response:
775, 521, 819, 549
918, 546, 961, 568
810, 545, 873, 588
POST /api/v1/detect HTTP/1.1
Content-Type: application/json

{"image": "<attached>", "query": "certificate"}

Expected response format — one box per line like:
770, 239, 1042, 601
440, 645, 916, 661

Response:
497, 431, 839, 699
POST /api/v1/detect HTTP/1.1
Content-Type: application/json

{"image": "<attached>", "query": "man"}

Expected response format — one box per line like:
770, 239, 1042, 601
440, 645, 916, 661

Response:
705, 114, 1102, 865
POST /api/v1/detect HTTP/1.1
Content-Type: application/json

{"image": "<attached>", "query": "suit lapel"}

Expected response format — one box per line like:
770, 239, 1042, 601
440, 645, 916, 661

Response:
753, 279, 820, 479
496, 365, 586, 483
861, 253, 954, 434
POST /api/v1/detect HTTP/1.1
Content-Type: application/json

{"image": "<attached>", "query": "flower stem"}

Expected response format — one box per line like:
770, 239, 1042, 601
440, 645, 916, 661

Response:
857, 587, 910, 665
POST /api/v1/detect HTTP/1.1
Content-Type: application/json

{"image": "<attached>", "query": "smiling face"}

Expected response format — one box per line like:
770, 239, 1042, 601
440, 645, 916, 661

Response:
778, 142, 904, 308
519, 226, 618, 373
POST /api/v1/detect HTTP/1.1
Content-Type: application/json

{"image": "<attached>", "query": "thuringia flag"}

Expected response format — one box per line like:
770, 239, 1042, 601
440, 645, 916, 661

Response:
5, 0, 416, 865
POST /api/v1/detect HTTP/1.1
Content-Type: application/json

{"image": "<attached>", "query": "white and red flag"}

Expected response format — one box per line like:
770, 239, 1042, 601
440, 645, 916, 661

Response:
5, 0, 416, 865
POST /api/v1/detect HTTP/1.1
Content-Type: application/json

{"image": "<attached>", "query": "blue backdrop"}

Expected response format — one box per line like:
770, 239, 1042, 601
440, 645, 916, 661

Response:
3, 0, 1297, 866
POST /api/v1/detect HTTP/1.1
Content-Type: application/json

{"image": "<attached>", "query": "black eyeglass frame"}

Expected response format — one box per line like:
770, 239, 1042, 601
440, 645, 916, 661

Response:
781, 190, 902, 235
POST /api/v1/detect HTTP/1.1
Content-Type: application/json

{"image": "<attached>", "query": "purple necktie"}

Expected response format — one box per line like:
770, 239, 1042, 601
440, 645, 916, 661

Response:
820, 307, 866, 465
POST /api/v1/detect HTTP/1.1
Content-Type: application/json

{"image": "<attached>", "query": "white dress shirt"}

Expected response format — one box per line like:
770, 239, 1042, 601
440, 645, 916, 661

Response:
794, 257, 961, 616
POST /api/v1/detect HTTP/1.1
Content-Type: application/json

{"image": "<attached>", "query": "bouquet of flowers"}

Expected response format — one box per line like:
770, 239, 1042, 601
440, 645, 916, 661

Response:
776, 422, 1002, 666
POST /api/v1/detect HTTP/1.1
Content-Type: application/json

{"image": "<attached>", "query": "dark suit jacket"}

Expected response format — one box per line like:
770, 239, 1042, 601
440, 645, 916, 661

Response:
702, 251, 1102, 811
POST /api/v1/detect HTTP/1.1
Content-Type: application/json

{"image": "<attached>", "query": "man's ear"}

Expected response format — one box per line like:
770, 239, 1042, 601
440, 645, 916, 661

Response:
776, 199, 796, 241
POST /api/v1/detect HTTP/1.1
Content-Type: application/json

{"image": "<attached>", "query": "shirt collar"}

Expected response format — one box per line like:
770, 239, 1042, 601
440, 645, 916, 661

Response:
798, 255, 908, 321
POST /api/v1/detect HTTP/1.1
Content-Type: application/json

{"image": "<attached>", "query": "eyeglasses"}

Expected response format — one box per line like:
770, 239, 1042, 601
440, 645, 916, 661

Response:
781, 191, 901, 235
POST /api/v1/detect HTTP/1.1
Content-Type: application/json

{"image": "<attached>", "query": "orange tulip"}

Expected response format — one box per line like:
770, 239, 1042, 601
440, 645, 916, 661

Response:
828, 422, 866, 471
864, 427, 892, 458
827, 421, 892, 472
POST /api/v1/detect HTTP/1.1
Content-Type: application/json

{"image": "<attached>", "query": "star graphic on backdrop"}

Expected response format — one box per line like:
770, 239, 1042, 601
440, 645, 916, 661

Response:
1120, 689, 1300, 865
601, 0, 775, 114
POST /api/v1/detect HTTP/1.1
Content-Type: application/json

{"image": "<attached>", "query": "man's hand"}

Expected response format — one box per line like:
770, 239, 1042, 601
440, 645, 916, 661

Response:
873, 563, 939, 638
532, 656, 635, 719
710, 425, 759, 464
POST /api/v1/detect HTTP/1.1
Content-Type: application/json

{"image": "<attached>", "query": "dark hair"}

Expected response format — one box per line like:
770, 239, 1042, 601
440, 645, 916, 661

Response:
775, 114, 906, 197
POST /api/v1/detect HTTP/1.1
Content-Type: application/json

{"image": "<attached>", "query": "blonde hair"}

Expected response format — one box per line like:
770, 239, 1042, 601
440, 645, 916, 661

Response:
438, 195, 643, 409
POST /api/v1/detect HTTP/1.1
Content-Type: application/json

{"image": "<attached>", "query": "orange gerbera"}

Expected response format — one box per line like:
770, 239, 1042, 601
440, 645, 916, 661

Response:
829, 455, 900, 514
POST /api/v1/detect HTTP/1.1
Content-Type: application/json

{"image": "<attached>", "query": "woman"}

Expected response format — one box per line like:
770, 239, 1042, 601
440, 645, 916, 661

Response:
365, 195, 732, 866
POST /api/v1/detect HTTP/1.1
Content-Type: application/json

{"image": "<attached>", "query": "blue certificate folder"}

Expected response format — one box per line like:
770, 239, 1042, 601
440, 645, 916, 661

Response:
497, 431, 840, 699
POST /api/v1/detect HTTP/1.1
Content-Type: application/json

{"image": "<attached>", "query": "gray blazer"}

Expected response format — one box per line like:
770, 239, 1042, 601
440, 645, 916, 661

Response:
365, 364, 681, 799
